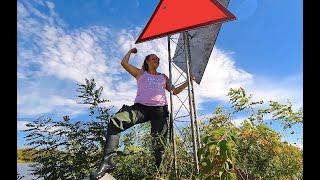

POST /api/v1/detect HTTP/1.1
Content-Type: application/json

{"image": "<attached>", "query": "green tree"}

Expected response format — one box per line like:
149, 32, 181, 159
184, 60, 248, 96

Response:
24, 79, 112, 179
198, 107, 238, 180
196, 87, 302, 180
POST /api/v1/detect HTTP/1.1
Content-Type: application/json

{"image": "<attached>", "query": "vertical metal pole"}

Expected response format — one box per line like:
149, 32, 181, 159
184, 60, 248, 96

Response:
168, 35, 178, 177
192, 88, 201, 149
183, 31, 199, 174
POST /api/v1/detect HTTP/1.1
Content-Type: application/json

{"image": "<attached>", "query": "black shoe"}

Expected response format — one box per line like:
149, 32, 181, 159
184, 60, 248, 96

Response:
89, 152, 118, 180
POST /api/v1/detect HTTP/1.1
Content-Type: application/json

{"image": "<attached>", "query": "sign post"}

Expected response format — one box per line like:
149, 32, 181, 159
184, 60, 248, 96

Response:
135, 0, 236, 175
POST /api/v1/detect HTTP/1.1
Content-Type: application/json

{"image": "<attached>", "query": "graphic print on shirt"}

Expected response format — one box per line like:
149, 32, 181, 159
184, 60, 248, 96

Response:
146, 76, 165, 90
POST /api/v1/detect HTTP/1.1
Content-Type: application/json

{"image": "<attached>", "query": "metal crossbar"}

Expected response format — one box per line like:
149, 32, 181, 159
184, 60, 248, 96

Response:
167, 34, 200, 176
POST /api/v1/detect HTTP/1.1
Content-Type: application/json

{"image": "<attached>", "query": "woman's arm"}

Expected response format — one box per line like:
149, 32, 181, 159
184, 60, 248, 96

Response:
121, 48, 143, 78
173, 82, 187, 95
164, 74, 195, 95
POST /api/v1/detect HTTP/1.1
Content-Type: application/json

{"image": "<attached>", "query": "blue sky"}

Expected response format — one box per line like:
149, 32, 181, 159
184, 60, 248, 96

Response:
17, 0, 302, 149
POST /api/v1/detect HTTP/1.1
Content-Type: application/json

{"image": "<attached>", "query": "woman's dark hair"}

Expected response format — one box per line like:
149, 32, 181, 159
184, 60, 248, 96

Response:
142, 54, 152, 71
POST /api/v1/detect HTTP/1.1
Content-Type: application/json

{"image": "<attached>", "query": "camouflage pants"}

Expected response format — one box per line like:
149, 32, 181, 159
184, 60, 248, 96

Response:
106, 103, 169, 168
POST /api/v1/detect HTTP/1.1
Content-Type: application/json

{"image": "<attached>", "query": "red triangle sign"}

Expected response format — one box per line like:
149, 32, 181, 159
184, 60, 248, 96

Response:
135, 0, 236, 44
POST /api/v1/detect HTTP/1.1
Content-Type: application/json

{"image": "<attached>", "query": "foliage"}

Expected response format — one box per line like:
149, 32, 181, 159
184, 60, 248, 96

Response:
198, 107, 238, 180
23, 79, 111, 179
23, 80, 303, 180
17, 148, 39, 163
195, 87, 303, 180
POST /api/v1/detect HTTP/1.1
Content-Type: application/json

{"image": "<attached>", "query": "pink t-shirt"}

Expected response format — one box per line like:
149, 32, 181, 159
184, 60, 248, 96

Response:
134, 71, 168, 106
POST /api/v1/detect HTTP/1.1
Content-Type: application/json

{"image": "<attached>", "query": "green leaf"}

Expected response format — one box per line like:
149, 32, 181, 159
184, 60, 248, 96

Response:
198, 147, 204, 157
218, 140, 227, 153
227, 172, 237, 180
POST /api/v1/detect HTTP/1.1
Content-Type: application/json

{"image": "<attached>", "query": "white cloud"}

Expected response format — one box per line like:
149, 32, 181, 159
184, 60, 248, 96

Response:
246, 74, 303, 110
28, 3, 48, 20
17, 121, 30, 131
46, 1, 55, 9
231, 116, 247, 127
294, 142, 303, 150
194, 48, 253, 105
17, 2, 30, 18
17, 120, 66, 134
17, 91, 87, 117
